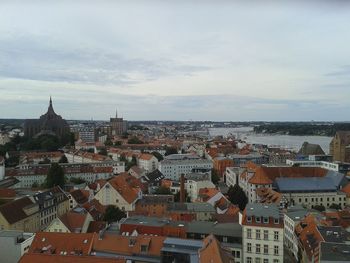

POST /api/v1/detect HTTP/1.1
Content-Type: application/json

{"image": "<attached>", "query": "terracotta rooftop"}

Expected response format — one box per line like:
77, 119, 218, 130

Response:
0, 188, 16, 198
108, 173, 142, 204
93, 233, 166, 257
139, 153, 154, 161
0, 197, 35, 224
19, 254, 125, 263
29, 232, 95, 256
59, 211, 88, 233
198, 235, 234, 263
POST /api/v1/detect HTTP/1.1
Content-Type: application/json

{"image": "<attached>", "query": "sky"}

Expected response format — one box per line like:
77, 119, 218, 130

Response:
0, 0, 350, 121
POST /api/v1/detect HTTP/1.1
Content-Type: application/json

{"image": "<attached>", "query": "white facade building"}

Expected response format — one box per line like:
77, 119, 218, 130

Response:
242, 204, 284, 263
186, 179, 216, 202
0, 230, 35, 263
159, 155, 212, 181
0, 156, 5, 180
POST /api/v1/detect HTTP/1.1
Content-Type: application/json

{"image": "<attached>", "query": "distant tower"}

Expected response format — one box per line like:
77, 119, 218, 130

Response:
116, 107, 118, 118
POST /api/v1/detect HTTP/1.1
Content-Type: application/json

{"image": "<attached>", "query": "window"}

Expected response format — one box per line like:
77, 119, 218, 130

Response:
247, 243, 252, 253
274, 218, 279, 224
256, 217, 261, 223
274, 246, 279, 256
256, 230, 261, 240
247, 216, 252, 223
273, 260, 279, 263
274, 231, 279, 241
263, 217, 269, 224
264, 244, 268, 254
223, 237, 228, 242
255, 258, 261, 263
256, 244, 261, 254
264, 260, 269, 263
247, 229, 252, 239
247, 257, 252, 263
264, 230, 268, 240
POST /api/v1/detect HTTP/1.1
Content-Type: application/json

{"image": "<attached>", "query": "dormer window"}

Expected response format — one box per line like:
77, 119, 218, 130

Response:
247, 216, 252, 223
263, 217, 269, 224
274, 218, 279, 224
256, 217, 261, 223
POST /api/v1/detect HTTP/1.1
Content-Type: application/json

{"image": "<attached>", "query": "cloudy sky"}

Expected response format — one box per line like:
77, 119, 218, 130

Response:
0, 1, 350, 121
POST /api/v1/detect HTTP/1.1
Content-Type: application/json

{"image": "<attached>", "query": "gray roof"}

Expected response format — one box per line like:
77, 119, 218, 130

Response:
318, 226, 350, 243
121, 216, 187, 228
274, 175, 344, 193
186, 221, 242, 237
320, 242, 350, 262
245, 203, 280, 219
164, 154, 201, 161
285, 206, 308, 221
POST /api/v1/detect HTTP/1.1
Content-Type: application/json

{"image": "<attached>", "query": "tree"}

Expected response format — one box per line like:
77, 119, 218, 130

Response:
70, 177, 86, 184
154, 186, 172, 195
104, 139, 113, 147
114, 141, 122, 146
165, 147, 178, 156
46, 163, 65, 188
58, 155, 68, 163
330, 203, 342, 210
211, 169, 220, 185
313, 205, 326, 212
103, 205, 126, 223
152, 151, 164, 161
99, 148, 108, 156
227, 185, 248, 211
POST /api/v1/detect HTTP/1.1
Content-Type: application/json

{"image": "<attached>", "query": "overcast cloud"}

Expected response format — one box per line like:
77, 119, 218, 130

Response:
0, 0, 349, 121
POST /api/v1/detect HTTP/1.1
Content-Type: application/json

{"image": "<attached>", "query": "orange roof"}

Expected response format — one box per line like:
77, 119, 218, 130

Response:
139, 153, 154, 161
108, 173, 142, 204
29, 232, 95, 255
342, 183, 350, 197
19, 254, 125, 263
0, 188, 16, 198
199, 235, 234, 263
93, 233, 165, 257
59, 211, 88, 233
198, 188, 219, 201
256, 188, 282, 204
161, 179, 173, 188
247, 166, 327, 185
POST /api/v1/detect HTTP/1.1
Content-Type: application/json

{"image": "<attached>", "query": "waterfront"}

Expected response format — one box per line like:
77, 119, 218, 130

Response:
209, 127, 332, 153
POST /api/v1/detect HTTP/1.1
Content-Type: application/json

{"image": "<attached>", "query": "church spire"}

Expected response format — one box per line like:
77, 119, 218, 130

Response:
116, 107, 118, 118
47, 96, 55, 115
49, 96, 52, 107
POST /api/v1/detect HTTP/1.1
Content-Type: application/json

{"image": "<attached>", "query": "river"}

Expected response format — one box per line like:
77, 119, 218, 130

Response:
208, 127, 333, 153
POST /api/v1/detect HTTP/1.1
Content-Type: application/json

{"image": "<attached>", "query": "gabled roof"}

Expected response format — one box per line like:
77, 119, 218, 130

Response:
93, 233, 166, 257
108, 173, 142, 204
70, 189, 90, 205
59, 211, 88, 233
199, 235, 234, 263
139, 153, 155, 161
29, 232, 95, 255
0, 197, 36, 224
19, 254, 125, 263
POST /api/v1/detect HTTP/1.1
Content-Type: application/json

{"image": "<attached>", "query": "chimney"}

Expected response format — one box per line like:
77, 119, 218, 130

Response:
180, 174, 185, 203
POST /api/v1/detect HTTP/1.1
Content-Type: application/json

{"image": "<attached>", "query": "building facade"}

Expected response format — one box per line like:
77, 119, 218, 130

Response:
24, 97, 70, 139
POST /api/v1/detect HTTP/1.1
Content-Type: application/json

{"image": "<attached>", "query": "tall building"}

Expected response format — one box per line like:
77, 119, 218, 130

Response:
79, 126, 96, 143
110, 108, 128, 137
24, 97, 70, 139
242, 203, 284, 263
330, 131, 350, 162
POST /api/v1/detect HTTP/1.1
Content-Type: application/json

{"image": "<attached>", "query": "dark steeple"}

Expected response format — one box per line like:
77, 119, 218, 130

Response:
47, 96, 56, 116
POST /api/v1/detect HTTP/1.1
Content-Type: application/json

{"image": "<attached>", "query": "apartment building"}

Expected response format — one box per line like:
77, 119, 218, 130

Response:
242, 204, 284, 263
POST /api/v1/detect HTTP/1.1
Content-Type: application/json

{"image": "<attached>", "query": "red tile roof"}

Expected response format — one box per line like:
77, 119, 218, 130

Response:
19, 254, 125, 263
29, 232, 95, 255
108, 173, 142, 204
59, 211, 88, 233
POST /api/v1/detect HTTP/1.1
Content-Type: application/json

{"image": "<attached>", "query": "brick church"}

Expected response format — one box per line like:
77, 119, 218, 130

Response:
24, 97, 70, 139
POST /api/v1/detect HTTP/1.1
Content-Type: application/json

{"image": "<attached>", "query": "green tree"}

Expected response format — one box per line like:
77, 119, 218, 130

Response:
329, 203, 342, 210
211, 169, 220, 185
58, 155, 68, 163
114, 141, 122, 146
227, 185, 248, 211
104, 139, 113, 146
152, 151, 164, 161
70, 177, 86, 184
313, 205, 326, 212
99, 148, 108, 156
103, 205, 126, 223
165, 147, 178, 156
46, 163, 65, 188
